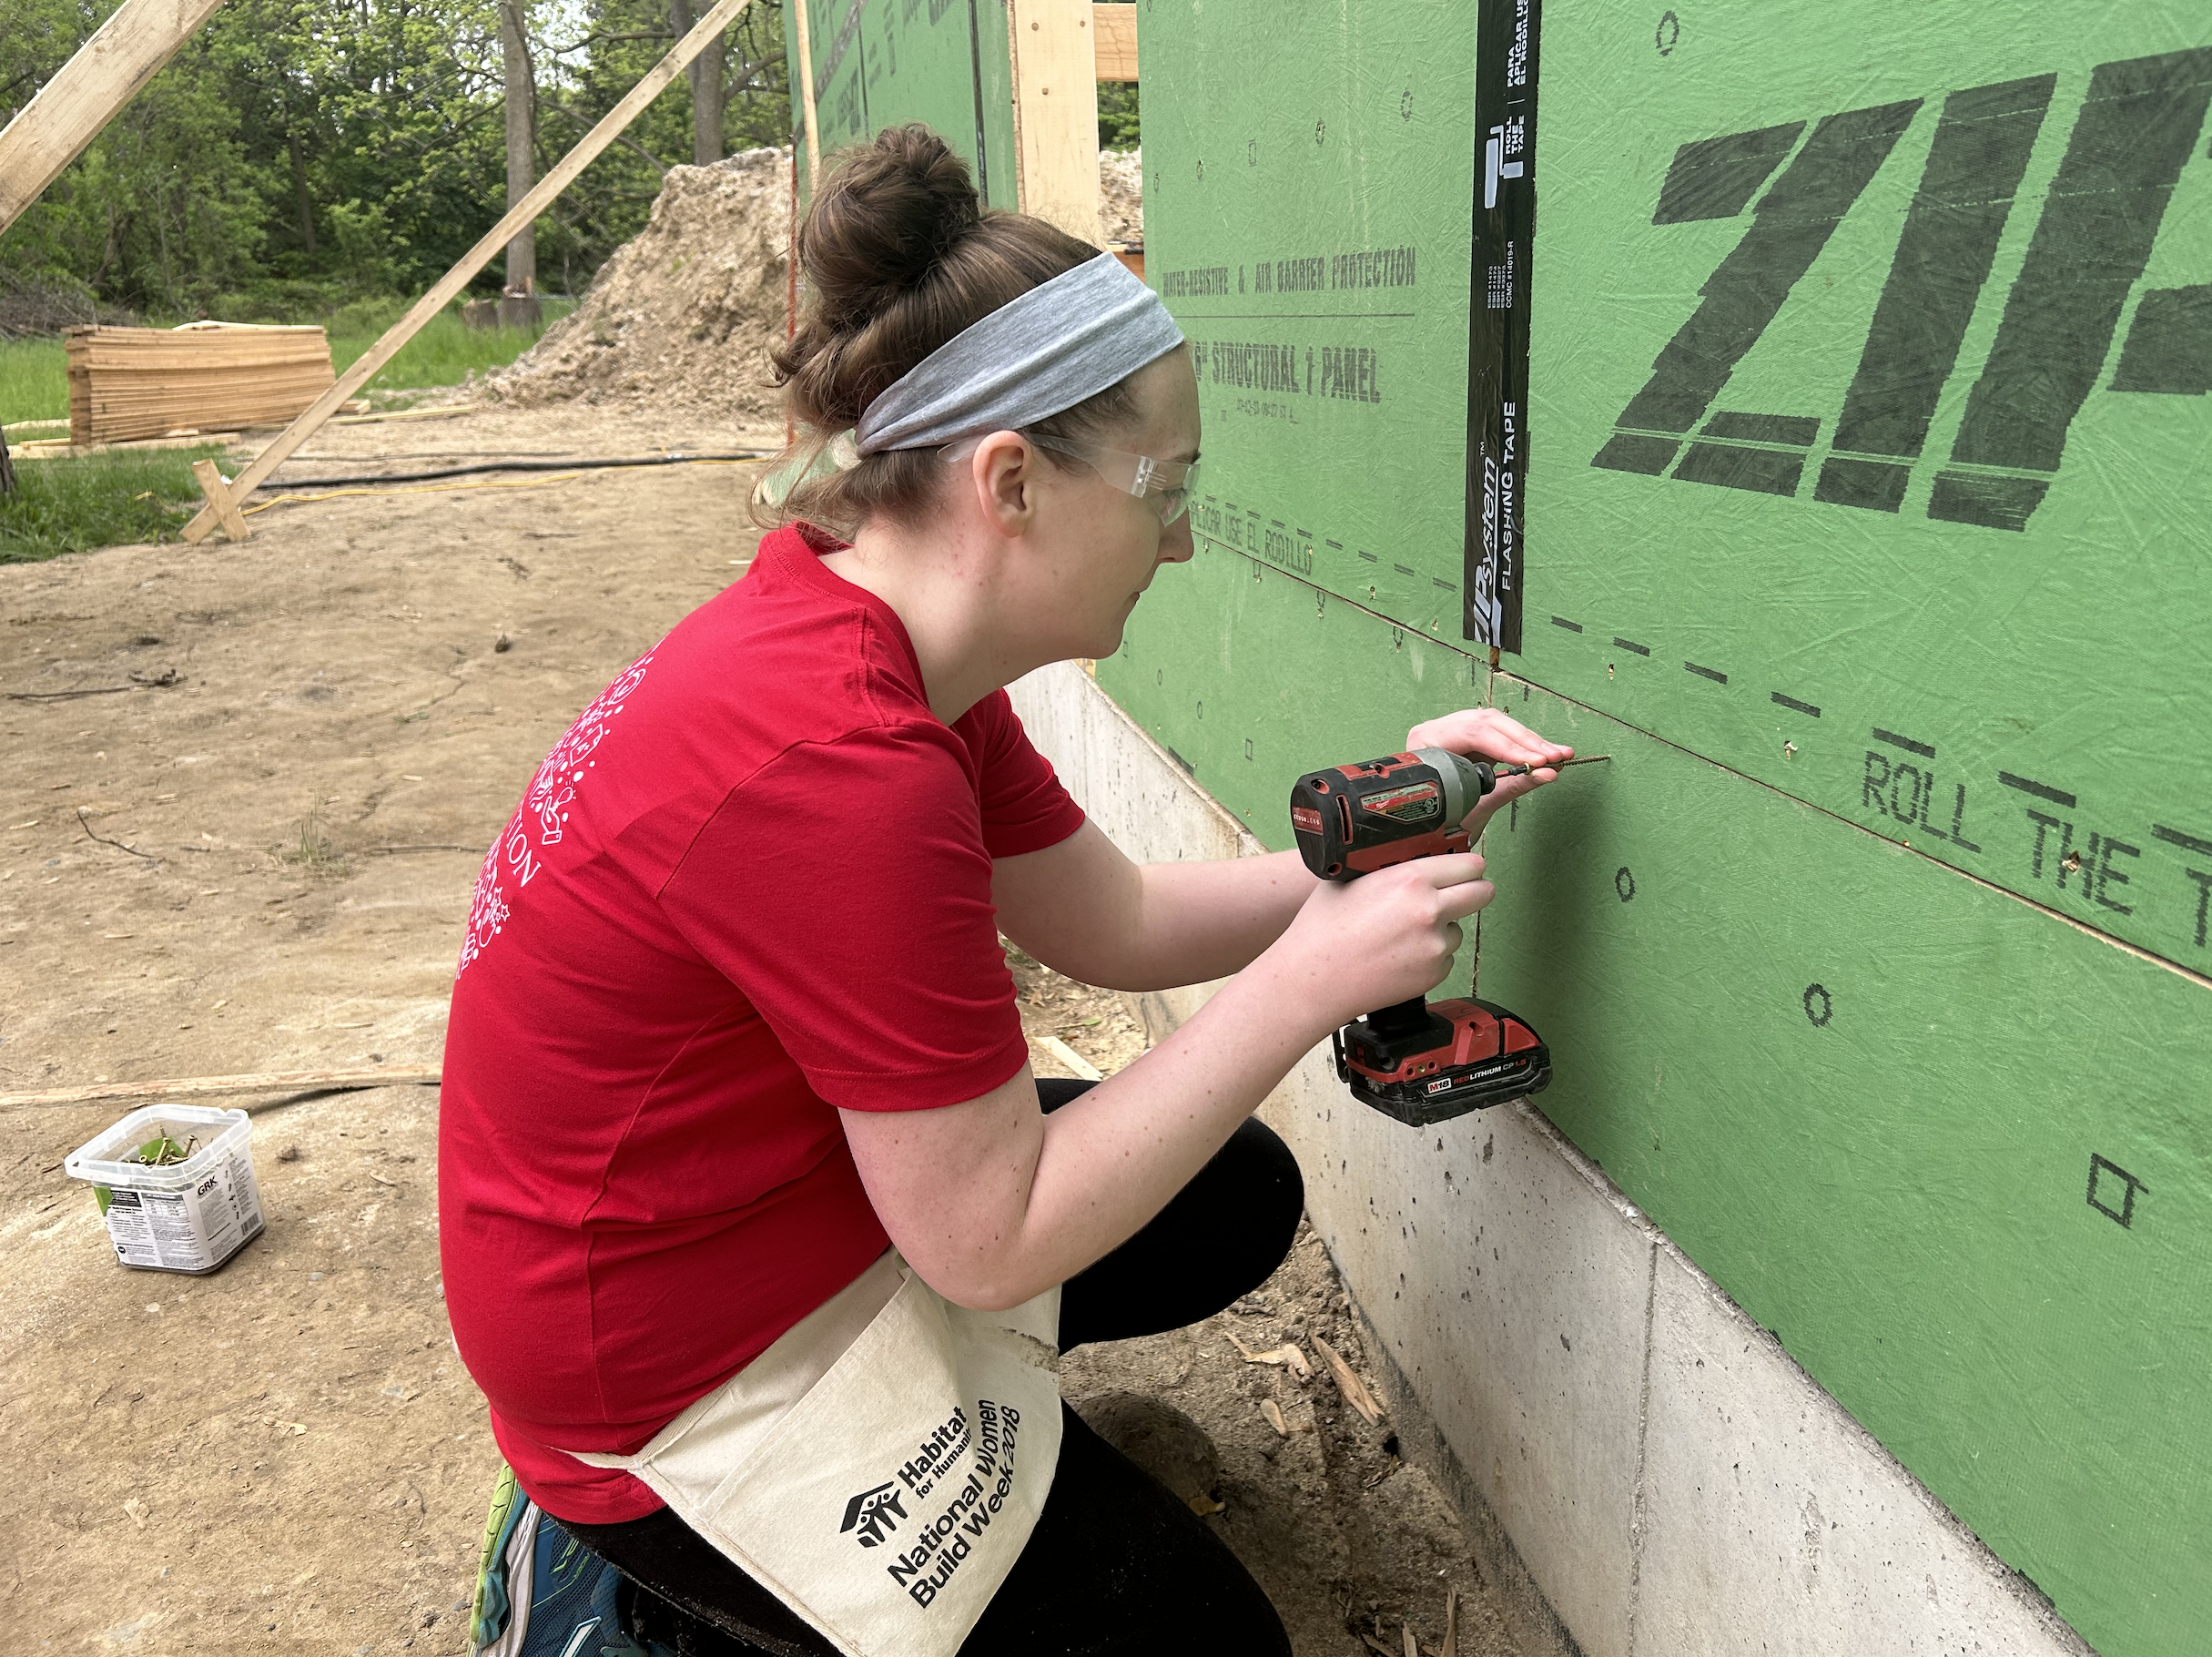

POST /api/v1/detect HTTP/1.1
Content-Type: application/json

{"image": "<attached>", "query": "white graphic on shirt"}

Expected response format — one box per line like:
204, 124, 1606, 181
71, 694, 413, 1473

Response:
456, 651, 656, 976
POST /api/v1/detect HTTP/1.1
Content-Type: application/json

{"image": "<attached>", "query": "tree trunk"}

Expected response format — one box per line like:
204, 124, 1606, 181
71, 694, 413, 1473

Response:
500, 0, 535, 294
672, 0, 725, 166
287, 128, 316, 256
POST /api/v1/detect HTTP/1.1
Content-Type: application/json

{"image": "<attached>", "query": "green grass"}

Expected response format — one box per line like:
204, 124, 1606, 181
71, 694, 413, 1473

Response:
0, 295, 577, 563
0, 336, 68, 426
330, 300, 573, 393
0, 296, 574, 426
0, 444, 231, 564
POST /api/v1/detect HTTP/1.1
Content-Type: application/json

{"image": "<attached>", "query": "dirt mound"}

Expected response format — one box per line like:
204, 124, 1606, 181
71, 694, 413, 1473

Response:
482, 147, 792, 434
486, 147, 1146, 433
1101, 148, 1143, 245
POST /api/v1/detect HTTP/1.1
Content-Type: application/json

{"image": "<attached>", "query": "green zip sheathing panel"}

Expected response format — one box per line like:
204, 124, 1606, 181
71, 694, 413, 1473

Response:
1136, 0, 1476, 640
1523, 10, 2212, 974
1100, 541, 2212, 1654
1137, 0, 2212, 973
785, 0, 1017, 208
1476, 677, 2212, 1657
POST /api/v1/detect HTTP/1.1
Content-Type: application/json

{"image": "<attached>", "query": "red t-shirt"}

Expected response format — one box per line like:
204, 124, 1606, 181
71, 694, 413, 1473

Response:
437, 524, 1087, 1524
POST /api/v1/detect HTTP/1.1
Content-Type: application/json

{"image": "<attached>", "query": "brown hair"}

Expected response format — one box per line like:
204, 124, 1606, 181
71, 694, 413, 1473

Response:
761, 125, 1142, 534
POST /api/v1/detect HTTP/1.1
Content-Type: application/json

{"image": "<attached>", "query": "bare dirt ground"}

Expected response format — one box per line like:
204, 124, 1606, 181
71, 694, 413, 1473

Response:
2, 403, 1514, 1656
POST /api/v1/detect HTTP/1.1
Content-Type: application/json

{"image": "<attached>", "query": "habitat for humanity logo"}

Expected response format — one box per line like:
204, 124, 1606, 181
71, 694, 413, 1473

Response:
839, 1482, 908, 1548
837, 1401, 1027, 1610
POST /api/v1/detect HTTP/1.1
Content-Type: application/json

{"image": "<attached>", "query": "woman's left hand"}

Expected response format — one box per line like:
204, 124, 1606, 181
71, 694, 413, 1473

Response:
1406, 707, 1574, 837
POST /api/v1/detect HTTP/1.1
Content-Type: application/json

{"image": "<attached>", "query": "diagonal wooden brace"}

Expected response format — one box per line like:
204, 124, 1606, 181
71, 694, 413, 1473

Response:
0, 0, 230, 238
178, 0, 753, 546
189, 458, 249, 541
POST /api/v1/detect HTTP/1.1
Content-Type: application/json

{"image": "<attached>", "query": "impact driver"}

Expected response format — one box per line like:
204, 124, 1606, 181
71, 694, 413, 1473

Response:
1290, 747, 1565, 1127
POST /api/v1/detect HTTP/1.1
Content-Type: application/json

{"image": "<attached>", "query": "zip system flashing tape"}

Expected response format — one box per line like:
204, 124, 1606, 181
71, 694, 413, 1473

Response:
1465, 0, 1541, 653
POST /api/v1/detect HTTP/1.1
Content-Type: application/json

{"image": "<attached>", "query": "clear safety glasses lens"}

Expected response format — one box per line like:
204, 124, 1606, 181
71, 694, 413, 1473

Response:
1027, 434, 1198, 525
941, 434, 1199, 526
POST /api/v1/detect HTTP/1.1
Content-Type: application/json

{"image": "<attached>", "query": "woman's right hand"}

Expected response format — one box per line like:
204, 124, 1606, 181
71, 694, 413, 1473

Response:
1261, 852, 1496, 1033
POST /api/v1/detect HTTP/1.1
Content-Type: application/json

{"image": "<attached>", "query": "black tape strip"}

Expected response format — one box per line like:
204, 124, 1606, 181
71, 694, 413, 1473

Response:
1465, 0, 1540, 654
1771, 692, 1822, 717
966, 0, 992, 208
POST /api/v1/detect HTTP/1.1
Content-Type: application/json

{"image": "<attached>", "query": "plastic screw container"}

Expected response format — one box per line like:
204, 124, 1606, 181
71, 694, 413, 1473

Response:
64, 1104, 266, 1275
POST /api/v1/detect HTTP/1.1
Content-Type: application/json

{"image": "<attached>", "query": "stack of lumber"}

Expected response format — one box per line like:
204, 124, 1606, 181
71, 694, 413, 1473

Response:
65, 321, 335, 445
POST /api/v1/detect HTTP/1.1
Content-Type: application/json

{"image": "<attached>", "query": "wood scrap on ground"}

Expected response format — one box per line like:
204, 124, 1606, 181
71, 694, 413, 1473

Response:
15, 431, 243, 460
1224, 1328, 1315, 1379
1312, 1333, 1385, 1424
189, 460, 248, 540
0, 1065, 439, 1113
1037, 1034, 1102, 1080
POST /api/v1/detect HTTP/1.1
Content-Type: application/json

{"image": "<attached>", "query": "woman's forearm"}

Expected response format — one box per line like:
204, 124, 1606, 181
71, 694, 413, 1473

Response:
859, 849, 1494, 1311
1122, 849, 1314, 989
994, 827, 1311, 994
941, 950, 1337, 1308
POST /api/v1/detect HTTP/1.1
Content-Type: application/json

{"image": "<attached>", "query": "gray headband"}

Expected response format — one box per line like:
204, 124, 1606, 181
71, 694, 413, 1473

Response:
852, 252, 1184, 455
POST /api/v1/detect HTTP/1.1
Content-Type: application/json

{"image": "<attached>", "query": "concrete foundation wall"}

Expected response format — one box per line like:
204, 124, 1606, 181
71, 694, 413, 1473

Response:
1012, 659, 2093, 1657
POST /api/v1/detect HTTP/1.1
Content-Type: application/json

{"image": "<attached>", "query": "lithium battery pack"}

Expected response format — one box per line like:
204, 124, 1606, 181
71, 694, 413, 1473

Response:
1332, 996, 1552, 1127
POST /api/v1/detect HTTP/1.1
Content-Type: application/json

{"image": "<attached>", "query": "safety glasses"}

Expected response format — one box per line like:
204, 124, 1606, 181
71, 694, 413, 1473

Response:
940, 433, 1202, 526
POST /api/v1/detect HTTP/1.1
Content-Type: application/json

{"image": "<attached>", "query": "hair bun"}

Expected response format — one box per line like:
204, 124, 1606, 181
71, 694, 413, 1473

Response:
766, 122, 1110, 521
801, 125, 982, 323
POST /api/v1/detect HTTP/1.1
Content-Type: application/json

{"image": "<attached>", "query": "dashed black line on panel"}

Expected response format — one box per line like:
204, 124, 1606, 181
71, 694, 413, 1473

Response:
1872, 727, 1936, 757
2151, 824, 2212, 858
1998, 771, 2075, 809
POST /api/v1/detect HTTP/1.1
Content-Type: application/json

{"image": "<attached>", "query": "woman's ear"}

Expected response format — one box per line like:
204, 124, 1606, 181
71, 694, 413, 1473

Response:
969, 431, 1035, 540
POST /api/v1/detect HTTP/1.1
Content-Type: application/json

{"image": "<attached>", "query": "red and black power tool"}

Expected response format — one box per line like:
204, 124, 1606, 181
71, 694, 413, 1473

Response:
1291, 748, 1553, 1127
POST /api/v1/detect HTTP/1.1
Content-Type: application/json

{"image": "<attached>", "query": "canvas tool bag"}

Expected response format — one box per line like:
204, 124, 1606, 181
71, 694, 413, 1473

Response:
568, 1251, 1063, 1657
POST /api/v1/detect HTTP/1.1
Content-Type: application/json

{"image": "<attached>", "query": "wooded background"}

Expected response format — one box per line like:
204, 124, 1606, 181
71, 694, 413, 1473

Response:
0, 0, 793, 328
